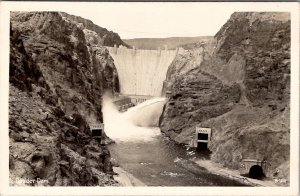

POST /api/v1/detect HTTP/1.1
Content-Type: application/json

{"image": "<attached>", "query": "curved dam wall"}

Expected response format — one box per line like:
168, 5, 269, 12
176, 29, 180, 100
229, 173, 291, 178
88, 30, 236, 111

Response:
107, 46, 178, 97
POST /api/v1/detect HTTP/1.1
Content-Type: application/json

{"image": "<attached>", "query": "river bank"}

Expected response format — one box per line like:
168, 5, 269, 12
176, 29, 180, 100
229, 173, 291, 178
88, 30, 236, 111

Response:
193, 159, 288, 187
112, 158, 283, 187
112, 167, 146, 186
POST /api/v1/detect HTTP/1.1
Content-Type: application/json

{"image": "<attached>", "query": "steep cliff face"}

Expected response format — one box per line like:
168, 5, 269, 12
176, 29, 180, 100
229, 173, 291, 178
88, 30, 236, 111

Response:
160, 12, 290, 180
60, 12, 129, 48
11, 11, 120, 123
9, 12, 121, 186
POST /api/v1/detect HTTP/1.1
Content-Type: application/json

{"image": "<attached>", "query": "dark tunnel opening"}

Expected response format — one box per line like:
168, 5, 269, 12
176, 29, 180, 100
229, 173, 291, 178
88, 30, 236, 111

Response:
249, 165, 265, 180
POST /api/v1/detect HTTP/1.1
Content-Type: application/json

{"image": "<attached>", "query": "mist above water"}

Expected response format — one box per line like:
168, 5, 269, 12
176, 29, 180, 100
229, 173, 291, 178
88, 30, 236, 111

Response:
102, 94, 166, 142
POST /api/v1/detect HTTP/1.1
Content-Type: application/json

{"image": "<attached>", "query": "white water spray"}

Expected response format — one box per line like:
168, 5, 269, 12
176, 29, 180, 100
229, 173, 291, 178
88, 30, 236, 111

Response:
102, 94, 166, 142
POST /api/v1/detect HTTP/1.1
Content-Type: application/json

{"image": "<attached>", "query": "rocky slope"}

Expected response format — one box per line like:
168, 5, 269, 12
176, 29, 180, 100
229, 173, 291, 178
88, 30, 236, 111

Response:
160, 12, 290, 181
9, 12, 121, 186
60, 12, 129, 48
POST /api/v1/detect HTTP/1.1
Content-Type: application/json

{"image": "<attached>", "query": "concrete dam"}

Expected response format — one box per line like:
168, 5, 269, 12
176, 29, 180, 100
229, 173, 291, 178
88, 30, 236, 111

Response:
107, 46, 178, 97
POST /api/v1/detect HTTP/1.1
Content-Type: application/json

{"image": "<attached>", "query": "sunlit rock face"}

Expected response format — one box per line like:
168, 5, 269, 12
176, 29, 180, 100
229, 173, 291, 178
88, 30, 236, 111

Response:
160, 12, 290, 180
108, 47, 177, 96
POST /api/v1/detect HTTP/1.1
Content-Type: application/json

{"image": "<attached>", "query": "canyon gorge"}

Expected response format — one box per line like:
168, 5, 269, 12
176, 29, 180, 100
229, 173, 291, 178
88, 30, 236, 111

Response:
9, 11, 290, 186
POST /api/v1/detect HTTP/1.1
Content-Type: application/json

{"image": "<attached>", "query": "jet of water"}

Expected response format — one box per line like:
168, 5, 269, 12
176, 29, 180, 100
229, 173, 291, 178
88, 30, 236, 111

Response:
102, 93, 166, 143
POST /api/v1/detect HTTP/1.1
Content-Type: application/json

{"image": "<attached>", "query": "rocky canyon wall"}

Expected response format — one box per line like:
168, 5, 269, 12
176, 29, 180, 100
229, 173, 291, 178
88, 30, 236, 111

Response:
160, 12, 290, 180
107, 47, 178, 97
9, 12, 121, 186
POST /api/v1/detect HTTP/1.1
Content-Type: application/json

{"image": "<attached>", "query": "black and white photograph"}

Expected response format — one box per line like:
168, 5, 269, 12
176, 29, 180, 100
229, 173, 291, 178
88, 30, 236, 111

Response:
0, 1, 299, 195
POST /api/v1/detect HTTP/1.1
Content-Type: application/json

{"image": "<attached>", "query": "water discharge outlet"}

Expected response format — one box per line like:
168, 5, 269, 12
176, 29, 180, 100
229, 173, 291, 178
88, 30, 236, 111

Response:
102, 93, 166, 142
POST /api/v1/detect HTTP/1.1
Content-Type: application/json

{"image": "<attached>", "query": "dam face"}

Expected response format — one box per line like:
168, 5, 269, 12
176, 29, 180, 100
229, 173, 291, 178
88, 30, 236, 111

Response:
107, 46, 177, 97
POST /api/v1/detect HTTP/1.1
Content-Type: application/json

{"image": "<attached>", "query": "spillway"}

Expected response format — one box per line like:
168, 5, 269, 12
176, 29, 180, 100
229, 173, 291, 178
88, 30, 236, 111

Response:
107, 46, 177, 97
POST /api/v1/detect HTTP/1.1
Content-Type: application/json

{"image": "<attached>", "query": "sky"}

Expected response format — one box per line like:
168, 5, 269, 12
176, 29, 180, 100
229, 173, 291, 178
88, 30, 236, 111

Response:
67, 3, 234, 39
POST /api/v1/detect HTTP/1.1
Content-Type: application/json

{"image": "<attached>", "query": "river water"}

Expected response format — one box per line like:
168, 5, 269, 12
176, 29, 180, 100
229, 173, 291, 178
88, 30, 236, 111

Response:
103, 96, 246, 186
109, 134, 246, 186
